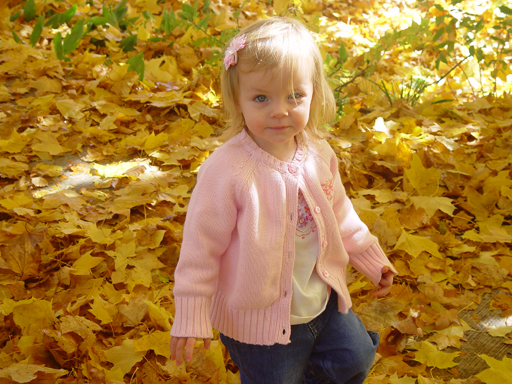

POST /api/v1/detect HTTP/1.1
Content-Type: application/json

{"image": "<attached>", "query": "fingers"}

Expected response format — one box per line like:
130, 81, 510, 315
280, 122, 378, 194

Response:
185, 337, 196, 363
204, 338, 212, 350
170, 337, 178, 361
374, 266, 395, 297
373, 284, 392, 297
170, 337, 196, 366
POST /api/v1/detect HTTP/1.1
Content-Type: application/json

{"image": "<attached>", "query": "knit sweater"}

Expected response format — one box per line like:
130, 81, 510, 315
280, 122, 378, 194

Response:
170, 129, 396, 345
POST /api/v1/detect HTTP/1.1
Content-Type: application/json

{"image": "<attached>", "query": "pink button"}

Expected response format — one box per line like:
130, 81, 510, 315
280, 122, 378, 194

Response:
322, 240, 328, 247
323, 270, 330, 278
315, 206, 321, 213
288, 165, 298, 174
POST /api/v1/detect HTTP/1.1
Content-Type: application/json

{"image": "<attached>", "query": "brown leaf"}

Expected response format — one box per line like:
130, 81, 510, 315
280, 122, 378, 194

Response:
0, 231, 42, 280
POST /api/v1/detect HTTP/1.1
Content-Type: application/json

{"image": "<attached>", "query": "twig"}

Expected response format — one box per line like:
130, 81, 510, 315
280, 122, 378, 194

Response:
425, 54, 471, 88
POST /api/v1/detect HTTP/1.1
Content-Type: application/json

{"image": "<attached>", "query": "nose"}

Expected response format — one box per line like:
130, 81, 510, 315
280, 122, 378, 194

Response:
270, 100, 289, 118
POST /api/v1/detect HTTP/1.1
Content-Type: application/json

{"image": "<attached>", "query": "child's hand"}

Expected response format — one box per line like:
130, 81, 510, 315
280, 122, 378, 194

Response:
170, 336, 211, 366
373, 266, 395, 297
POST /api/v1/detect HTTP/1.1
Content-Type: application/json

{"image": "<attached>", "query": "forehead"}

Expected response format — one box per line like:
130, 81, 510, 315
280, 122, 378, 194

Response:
238, 59, 314, 90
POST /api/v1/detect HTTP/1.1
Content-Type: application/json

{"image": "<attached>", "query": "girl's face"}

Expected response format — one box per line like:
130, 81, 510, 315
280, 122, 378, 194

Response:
236, 61, 313, 160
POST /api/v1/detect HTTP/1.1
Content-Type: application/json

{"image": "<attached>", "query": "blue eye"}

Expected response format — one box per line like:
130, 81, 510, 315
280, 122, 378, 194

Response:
255, 95, 267, 102
289, 93, 303, 99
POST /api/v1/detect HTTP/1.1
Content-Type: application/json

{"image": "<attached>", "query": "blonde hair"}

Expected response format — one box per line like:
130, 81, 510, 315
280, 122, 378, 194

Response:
220, 17, 336, 141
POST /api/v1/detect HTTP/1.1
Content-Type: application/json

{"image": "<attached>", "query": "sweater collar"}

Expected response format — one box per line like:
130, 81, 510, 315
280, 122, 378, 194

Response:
237, 128, 306, 173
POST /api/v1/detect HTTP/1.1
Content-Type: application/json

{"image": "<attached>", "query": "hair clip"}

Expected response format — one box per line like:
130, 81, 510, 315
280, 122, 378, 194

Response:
224, 35, 246, 70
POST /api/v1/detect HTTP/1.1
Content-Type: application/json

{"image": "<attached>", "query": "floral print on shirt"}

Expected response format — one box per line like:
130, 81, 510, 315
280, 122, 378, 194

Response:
296, 179, 334, 239
322, 178, 334, 201
296, 190, 317, 239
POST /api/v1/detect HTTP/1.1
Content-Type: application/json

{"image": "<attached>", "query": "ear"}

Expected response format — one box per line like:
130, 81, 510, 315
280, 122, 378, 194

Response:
235, 100, 242, 114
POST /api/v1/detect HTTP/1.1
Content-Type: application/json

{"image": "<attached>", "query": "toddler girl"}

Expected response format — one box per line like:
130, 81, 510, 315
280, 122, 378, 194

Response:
170, 17, 397, 384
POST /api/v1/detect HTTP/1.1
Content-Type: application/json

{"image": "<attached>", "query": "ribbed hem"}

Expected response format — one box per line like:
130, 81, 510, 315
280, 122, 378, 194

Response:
350, 243, 398, 286
170, 296, 213, 339
211, 292, 292, 346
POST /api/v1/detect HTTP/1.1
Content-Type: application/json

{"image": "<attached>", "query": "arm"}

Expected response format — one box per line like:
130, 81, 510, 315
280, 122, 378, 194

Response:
328, 147, 397, 286
170, 158, 239, 339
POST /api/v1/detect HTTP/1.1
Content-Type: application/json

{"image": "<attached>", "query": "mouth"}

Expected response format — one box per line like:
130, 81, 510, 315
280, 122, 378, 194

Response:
268, 126, 288, 130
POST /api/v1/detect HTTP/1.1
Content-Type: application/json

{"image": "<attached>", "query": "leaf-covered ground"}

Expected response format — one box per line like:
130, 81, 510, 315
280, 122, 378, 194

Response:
0, 0, 511, 383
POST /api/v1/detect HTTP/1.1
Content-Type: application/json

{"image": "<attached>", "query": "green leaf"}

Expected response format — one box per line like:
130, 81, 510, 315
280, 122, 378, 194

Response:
338, 41, 348, 64
113, 0, 128, 22
180, 3, 197, 20
53, 32, 64, 60
88, 15, 109, 27
160, 9, 179, 35
45, 5, 77, 28
158, 275, 171, 283
8, 26, 22, 43
120, 34, 137, 52
127, 53, 145, 81
197, 14, 210, 30
29, 14, 45, 47
499, 5, 512, 15
63, 18, 85, 55
10, 11, 21, 22
142, 10, 154, 20
432, 26, 445, 42
108, 11, 120, 29
203, 0, 211, 13
23, 0, 37, 22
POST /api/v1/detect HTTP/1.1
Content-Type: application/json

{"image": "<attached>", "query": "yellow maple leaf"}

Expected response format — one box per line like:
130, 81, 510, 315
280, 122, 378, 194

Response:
135, 0, 161, 13
12, 299, 58, 341
188, 100, 220, 121
105, 338, 146, 376
409, 196, 456, 217
476, 355, 512, 384
193, 120, 214, 138
413, 341, 460, 368
0, 363, 67, 383
0, 158, 29, 177
394, 230, 443, 258
0, 130, 26, 153
134, 330, 171, 358
145, 300, 172, 331
404, 154, 442, 196
144, 131, 169, 151
55, 99, 85, 120
488, 326, 512, 338
89, 296, 115, 324
71, 251, 104, 275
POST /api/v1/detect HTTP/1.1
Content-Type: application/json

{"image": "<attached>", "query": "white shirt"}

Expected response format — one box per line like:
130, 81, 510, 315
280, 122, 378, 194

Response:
290, 190, 329, 325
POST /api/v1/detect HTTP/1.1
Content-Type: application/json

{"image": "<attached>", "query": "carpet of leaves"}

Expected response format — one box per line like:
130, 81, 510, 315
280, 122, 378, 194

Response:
0, 0, 511, 383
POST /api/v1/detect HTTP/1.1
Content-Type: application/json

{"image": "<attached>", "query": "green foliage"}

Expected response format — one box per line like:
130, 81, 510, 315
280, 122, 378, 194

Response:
29, 14, 45, 47
9, 0, 511, 105
23, 0, 36, 22
370, 78, 429, 107
45, 4, 77, 28
331, 0, 512, 110
127, 53, 145, 81
9, 0, 244, 80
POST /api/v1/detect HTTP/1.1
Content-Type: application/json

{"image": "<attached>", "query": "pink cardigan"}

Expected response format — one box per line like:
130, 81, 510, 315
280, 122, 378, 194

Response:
171, 130, 395, 345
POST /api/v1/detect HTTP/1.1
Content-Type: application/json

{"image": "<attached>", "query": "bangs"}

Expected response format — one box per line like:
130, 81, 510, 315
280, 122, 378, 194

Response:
220, 17, 336, 142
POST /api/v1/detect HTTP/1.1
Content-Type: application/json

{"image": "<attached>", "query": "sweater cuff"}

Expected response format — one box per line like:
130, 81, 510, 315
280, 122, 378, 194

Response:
170, 296, 213, 339
350, 243, 398, 287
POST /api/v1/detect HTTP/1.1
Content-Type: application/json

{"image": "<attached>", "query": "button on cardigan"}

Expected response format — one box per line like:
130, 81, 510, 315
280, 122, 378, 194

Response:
170, 129, 396, 345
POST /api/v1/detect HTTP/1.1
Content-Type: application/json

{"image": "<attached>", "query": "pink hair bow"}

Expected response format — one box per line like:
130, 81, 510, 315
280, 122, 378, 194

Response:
224, 35, 246, 70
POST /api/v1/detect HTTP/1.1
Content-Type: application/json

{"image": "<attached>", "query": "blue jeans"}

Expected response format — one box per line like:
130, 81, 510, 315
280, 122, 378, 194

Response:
219, 292, 379, 384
